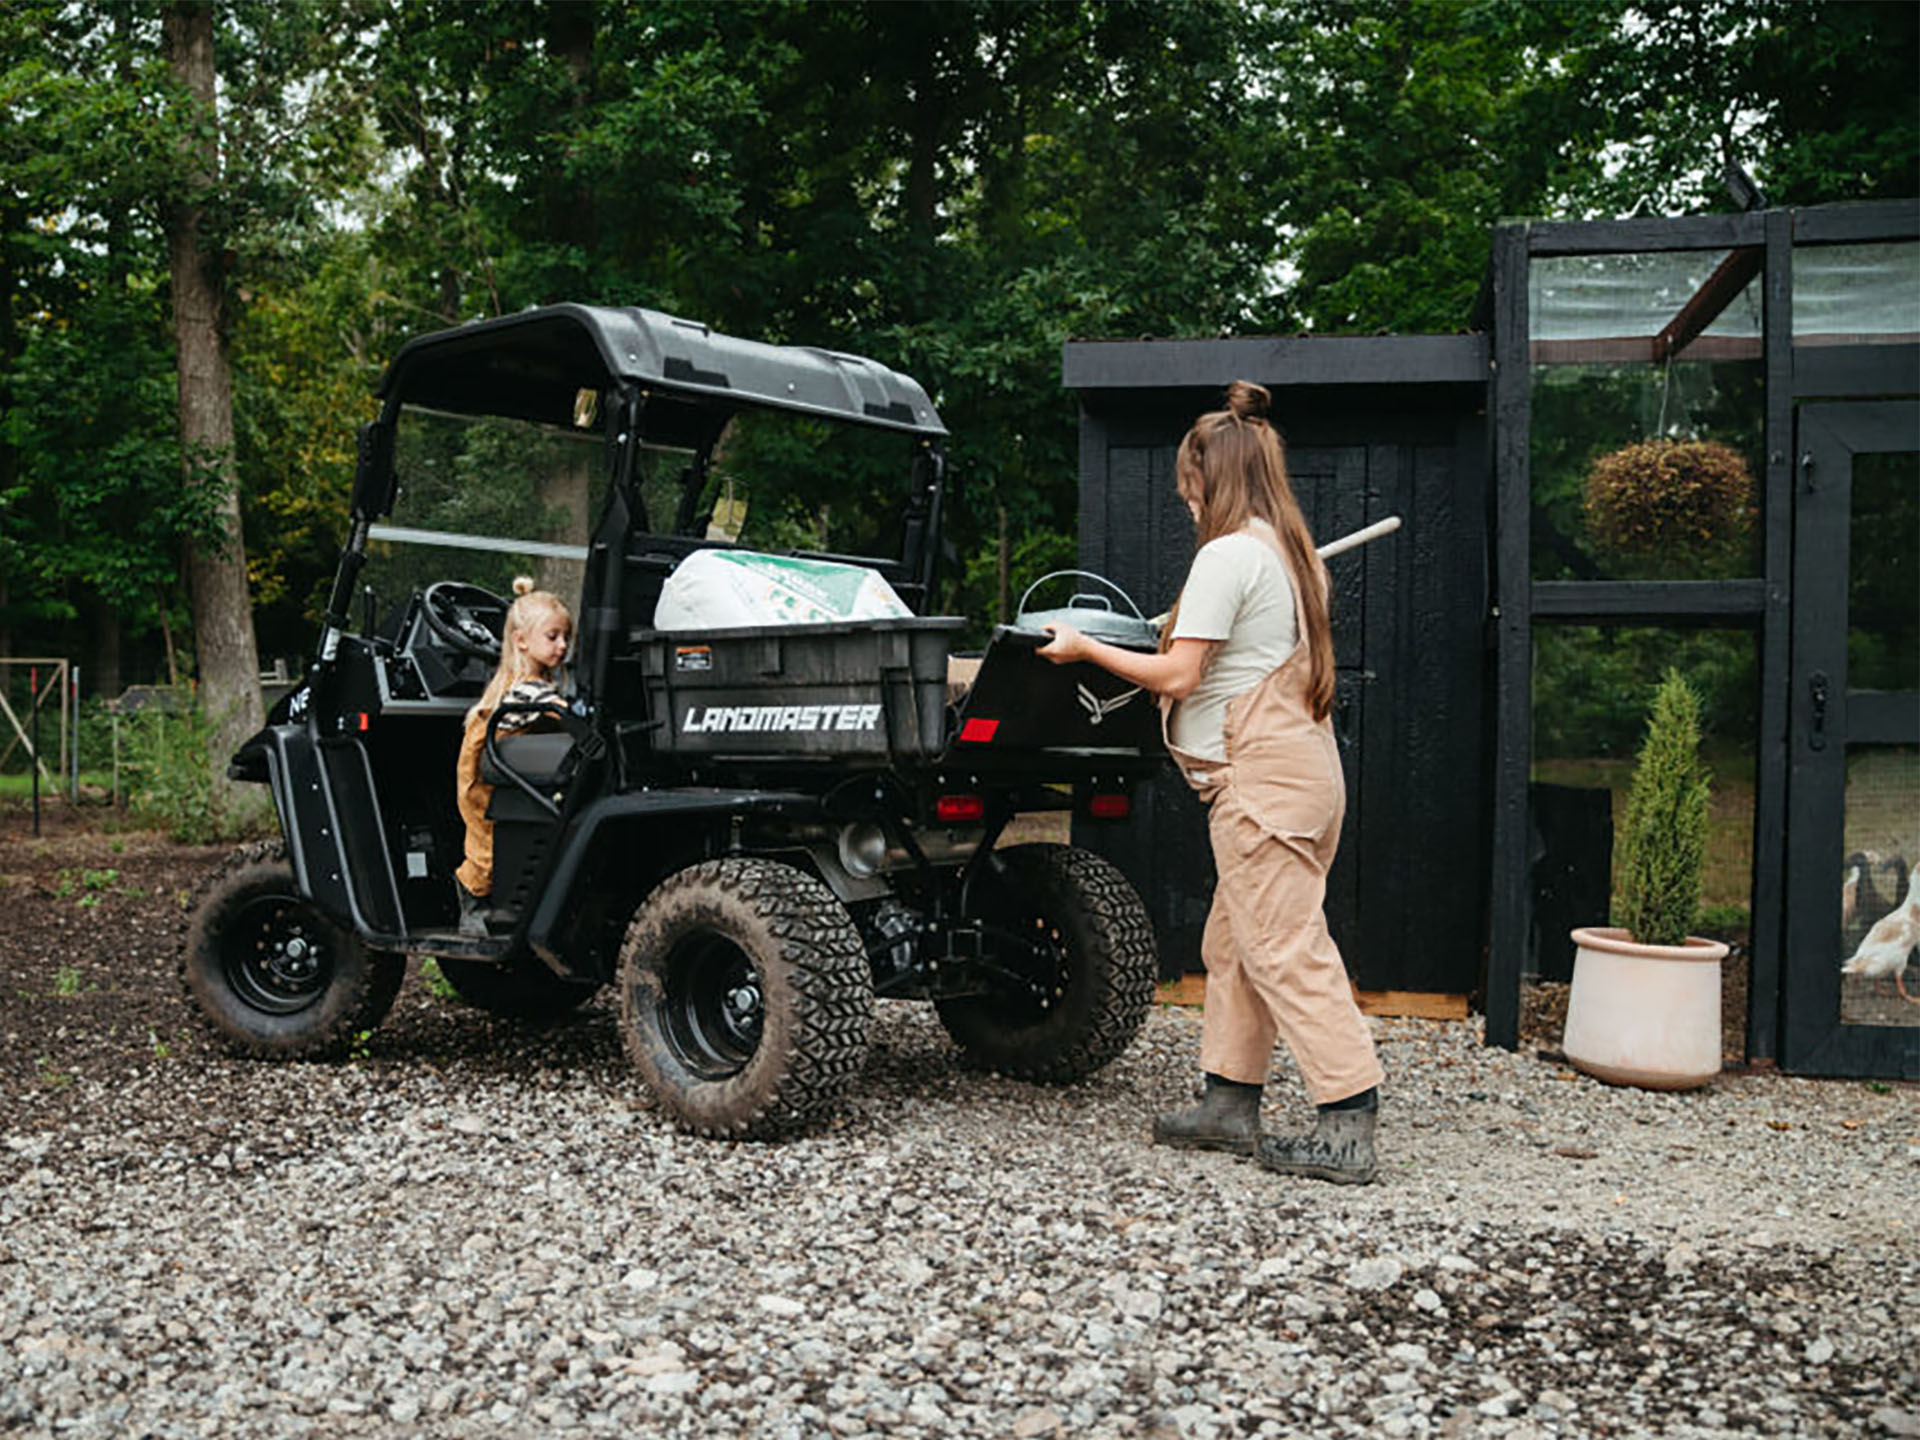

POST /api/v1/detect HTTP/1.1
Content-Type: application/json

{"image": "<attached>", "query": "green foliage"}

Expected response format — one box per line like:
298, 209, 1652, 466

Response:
1582, 439, 1757, 579
51, 965, 83, 997
418, 958, 457, 1003
118, 702, 258, 845
1533, 627, 1754, 761
52, 867, 118, 909
1614, 670, 1713, 947
4, 0, 1915, 689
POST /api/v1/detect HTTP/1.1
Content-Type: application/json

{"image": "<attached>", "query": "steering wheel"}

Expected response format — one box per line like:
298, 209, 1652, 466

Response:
422, 581, 509, 661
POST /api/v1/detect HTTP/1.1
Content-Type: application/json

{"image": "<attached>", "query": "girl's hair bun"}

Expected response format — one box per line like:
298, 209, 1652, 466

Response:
512, 575, 536, 596
1224, 379, 1271, 421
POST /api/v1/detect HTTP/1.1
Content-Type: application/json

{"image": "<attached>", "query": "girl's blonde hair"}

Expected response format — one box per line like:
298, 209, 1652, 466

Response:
473, 576, 573, 718
1163, 381, 1336, 722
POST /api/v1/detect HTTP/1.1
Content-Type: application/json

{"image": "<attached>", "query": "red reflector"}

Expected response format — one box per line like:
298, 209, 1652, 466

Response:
356, 712, 370, 732
935, 794, 986, 823
1088, 793, 1130, 819
958, 717, 999, 743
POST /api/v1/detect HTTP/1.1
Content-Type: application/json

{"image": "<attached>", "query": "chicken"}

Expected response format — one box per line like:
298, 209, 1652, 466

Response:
1840, 866, 1919, 1003
1841, 859, 1863, 935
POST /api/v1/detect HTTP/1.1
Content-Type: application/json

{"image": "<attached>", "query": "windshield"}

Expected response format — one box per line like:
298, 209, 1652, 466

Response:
363, 398, 923, 635
367, 403, 616, 619
669, 409, 913, 564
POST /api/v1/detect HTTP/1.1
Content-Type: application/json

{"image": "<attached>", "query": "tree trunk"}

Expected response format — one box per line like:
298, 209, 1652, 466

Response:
162, 1, 263, 823
543, 1, 597, 300
0, 193, 19, 667
93, 604, 123, 705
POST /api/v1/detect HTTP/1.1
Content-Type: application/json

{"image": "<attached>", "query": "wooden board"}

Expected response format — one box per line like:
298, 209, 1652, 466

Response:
1154, 974, 1468, 1021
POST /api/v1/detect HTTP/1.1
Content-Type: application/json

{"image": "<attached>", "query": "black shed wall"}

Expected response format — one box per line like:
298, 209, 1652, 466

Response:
1065, 343, 1490, 995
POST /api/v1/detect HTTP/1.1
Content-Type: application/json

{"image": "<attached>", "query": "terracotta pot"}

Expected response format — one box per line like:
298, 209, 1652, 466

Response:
1562, 926, 1728, 1090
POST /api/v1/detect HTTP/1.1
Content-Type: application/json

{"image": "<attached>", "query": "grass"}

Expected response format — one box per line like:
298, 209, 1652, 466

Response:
0, 769, 117, 800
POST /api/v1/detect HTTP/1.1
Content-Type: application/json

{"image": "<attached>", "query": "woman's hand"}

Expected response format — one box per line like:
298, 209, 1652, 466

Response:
1035, 622, 1088, 665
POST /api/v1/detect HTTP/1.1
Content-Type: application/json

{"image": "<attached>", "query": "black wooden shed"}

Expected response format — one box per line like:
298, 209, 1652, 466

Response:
1064, 198, 1919, 1081
1063, 338, 1489, 999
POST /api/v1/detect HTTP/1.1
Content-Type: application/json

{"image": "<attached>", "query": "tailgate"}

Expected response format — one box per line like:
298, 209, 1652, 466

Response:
943, 627, 1164, 770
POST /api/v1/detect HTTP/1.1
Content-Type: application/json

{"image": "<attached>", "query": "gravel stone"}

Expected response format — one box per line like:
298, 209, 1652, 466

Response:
1, 822, 1915, 1438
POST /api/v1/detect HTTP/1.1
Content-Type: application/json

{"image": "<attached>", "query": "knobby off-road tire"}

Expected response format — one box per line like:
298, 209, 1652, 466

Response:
617, 858, 872, 1140
936, 842, 1156, 1083
180, 840, 404, 1059
431, 956, 602, 1022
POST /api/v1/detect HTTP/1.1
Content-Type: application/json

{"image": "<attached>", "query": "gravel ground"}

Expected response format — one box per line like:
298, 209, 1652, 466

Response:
2, 817, 1917, 1439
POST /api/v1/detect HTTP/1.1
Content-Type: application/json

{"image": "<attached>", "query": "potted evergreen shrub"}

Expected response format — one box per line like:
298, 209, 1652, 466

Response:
1562, 669, 1728, 1089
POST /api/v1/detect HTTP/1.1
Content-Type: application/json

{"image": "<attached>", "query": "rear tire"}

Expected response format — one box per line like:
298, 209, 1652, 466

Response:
617, 858, 872, 1139
431, 955, 601, 1022
936, 843, 1156, 1082
180, 840, 404, 1059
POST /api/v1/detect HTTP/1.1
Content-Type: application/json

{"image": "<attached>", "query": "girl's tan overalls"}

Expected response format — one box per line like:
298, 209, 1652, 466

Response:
1164, 539, 1384, 1105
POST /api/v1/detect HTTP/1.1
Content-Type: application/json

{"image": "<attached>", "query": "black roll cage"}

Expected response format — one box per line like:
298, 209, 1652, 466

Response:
319, 303, 951, 705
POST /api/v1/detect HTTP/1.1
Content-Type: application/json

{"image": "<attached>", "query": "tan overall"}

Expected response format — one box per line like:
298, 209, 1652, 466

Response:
454, 708, 496, 897
1165, 556, 1384, 1106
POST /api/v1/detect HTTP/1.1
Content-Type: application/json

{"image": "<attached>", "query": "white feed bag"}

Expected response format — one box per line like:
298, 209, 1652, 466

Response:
652, 549, 912, 630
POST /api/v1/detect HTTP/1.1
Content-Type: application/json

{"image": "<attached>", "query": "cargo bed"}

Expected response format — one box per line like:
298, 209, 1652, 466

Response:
629, 619, 1163, 775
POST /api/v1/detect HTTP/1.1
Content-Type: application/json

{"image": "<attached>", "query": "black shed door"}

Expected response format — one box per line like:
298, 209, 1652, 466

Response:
1073, 387, 1487, 994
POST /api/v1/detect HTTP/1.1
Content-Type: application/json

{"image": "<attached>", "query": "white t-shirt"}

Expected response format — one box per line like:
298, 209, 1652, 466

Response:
1167, 520, 1298, 762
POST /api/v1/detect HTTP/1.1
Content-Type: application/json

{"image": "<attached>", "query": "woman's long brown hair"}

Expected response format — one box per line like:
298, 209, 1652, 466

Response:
1162, 380, 1336, 721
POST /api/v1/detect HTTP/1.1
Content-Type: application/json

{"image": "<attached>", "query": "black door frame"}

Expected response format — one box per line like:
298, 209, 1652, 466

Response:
1782, 401, 1920, 1077
1485, 199, 1920, 1069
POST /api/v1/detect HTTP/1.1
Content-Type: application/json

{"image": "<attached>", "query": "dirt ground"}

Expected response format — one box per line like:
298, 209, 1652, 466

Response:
0, 799, 1758, 1132
0, 804, 513, 1144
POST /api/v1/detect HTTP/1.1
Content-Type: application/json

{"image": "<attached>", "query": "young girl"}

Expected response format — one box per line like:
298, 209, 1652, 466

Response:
1037, 381, 1385, 1184
453, 577, 573, 935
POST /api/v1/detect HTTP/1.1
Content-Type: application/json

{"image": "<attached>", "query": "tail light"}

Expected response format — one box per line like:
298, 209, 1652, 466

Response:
1087, 792, 1131, 820
934, 793, 986, 823
958, 717, 999, 743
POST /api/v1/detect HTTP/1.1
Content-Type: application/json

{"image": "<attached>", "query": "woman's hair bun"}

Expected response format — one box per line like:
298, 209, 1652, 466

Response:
512, 575, 536, 597
1224, 379, 1271, 420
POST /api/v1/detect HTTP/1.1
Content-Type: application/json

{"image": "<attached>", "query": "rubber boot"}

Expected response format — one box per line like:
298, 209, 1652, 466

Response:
1255, 1094, 1379, 1185
455, 881, 490, 938
1152, 1074, 1263, 1155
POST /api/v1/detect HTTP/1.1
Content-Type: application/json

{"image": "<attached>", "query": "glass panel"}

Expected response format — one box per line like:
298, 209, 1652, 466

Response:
1838, 744, 1919, 1027
1530, 358, 1763, 580
1794, 242, 1920, 345
1849, 451, 1920, 693
1531, 626, 1758, 936
709, 411, 913, 564
1528, 250, 1766, 582
384, 406, 611, 608
1531, 251, 1761, 349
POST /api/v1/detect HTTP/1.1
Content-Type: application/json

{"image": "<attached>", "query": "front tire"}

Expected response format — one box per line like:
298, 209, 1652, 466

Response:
180, 840, 404, 1059
617, 858, 872, 1139
936, 843, 1156, 1082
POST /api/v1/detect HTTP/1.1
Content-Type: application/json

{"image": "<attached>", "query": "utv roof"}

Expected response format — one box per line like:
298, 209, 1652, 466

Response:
376, 303, 947, 439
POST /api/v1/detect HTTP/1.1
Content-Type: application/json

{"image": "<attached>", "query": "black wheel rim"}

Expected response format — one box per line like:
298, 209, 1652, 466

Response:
659, 933, 764, 1080
222, 893, 336, 1016
993, 912, 1072, 1019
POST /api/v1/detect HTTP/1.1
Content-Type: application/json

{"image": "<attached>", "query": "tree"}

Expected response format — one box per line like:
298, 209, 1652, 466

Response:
162, 0, 265, 808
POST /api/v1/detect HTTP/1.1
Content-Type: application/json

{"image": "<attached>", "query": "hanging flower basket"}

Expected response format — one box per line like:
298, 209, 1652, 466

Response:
1582, 439, 1757, 578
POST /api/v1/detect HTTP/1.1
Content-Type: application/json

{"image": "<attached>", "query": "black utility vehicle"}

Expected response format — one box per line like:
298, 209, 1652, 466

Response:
183, 306, 1164, 1137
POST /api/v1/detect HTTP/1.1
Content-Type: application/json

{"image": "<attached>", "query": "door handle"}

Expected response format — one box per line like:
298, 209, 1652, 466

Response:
1809, 671, 1830, 751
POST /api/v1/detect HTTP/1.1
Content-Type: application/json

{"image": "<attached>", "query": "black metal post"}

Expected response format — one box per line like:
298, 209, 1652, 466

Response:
1484, 223, 1533, 1050
29, 664, 40, 837
1747, 206, 1796, 1064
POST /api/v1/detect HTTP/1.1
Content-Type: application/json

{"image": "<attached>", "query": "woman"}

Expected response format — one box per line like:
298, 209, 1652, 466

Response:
1037, 381, 1383, 1184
